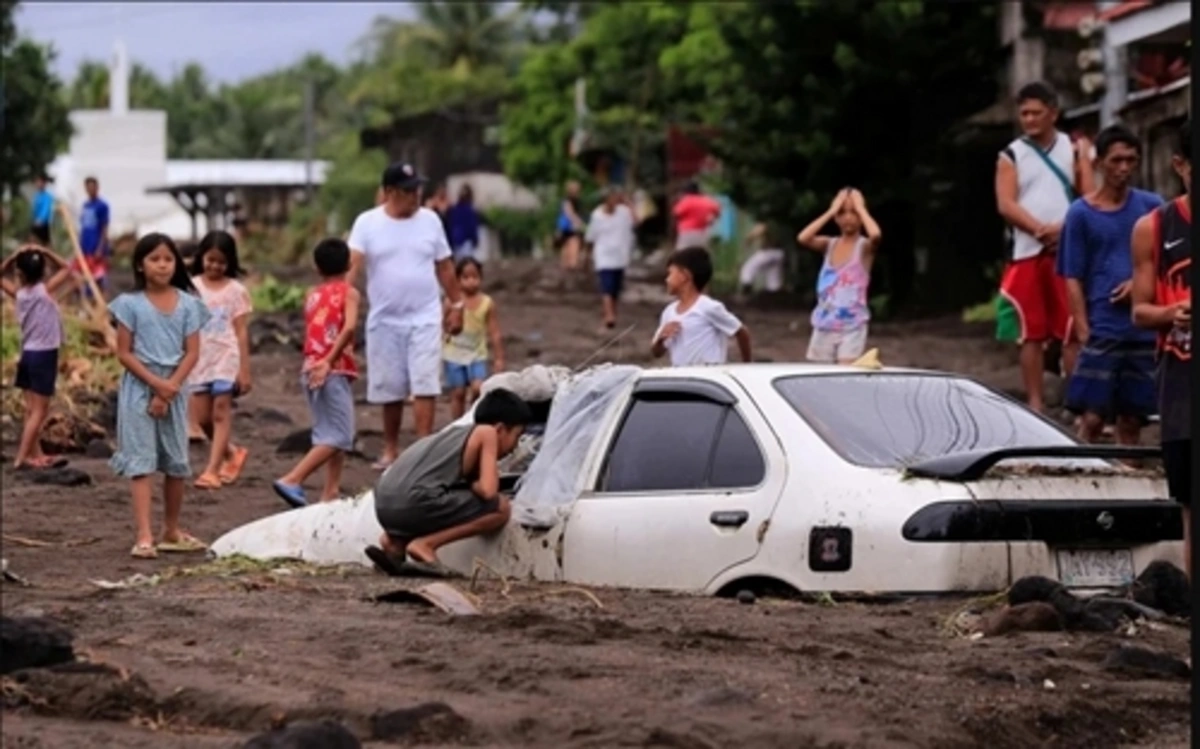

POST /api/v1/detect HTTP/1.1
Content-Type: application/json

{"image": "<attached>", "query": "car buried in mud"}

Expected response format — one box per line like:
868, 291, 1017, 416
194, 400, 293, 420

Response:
212, 364, 1184, 596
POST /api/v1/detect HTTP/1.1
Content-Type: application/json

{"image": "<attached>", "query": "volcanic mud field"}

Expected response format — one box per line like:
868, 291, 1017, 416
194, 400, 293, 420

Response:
1, 260, 1188, 747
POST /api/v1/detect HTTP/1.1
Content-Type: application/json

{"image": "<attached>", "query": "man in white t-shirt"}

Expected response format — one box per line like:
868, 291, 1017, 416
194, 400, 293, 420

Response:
584, 187, 638, 330
652, 247, 752, 366
348, 162, 465, 468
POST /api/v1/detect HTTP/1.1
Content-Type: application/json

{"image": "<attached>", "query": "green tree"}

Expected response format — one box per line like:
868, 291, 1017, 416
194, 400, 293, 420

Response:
658, 1, 1000, 307
0, 0, 72, 198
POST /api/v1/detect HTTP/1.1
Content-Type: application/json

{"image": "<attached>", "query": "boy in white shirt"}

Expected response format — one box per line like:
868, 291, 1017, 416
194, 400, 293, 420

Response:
652, 246, 752, 366
585, 187, 638, 330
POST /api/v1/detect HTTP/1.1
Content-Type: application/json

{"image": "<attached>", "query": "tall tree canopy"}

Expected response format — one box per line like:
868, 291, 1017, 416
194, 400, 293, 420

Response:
501, 0, 1003, 308
0, 0, 72, 197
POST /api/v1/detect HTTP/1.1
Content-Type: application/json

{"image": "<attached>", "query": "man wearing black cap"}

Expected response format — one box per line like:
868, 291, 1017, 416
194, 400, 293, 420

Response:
348, 162, 465, 469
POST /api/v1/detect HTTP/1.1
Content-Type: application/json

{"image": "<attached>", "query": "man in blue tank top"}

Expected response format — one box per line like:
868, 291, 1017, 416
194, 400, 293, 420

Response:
1057, 125, 1164, 444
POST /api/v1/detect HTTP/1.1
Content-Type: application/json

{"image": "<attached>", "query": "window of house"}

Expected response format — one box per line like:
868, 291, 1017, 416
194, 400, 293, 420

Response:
599, 396, 766, 493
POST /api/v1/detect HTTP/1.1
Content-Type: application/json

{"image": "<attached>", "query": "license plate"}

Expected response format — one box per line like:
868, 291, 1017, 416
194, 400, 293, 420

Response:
1055, 548, 1135, 588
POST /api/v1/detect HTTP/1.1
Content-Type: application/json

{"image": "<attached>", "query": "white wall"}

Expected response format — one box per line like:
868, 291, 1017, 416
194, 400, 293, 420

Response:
51, 110, 196, 239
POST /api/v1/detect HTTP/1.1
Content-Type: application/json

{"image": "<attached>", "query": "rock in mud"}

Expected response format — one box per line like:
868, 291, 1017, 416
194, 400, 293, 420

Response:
979, 603, 1064, 636
0, 616, 75, 674
250, 407, 294, 426
1129, 561, 1189, 618
276, 429, 312, 455
25, 467, 92, 487
242, 720, 362, 749
370, 702, 473, 743
1102, 645, 1190, 680
1006, 576, 1121, 632
84, 438, 114, 459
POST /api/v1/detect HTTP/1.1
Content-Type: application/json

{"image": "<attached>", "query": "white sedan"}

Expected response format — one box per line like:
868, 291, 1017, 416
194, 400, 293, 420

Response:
212, 364, 1184, 595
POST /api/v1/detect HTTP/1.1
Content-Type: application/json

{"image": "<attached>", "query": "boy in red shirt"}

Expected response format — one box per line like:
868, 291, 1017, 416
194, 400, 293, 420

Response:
672, 181, 721, 249
273, 238, 361, 507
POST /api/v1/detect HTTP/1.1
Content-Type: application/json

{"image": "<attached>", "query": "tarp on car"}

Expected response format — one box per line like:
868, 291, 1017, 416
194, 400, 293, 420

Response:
509, 364, 640, 528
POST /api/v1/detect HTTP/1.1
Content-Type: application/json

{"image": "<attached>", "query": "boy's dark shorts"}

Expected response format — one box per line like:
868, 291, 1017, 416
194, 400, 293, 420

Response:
1163, 439, 1191, 507
376, 485, 502, 541
1064, 337, 1156, 421
597, 269, 625, 300
15, 348, 58, 397
30, 223, 50, 245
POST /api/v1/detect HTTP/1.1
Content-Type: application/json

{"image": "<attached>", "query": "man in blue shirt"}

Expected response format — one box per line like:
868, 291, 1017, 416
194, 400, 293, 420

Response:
1057, 125, 1164, 444
29, 175, 55, 246
446, 183, 481, 261
78, 176, 111, 290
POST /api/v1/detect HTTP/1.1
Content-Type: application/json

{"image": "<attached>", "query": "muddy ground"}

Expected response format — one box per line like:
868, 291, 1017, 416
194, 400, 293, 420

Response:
1, 259, 1188, 747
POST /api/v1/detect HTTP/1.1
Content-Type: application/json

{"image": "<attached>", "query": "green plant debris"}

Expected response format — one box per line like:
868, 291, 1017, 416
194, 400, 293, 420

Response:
249, 275, 307, 313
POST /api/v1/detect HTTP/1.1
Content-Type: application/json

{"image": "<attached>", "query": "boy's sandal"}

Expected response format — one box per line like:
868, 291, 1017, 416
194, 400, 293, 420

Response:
218, 446, 249, 484
272, 481, 308, 509
364, 545, 407, 577
157, 533, 207, 553
131, 543, 158, 559
193, 473, 223, 490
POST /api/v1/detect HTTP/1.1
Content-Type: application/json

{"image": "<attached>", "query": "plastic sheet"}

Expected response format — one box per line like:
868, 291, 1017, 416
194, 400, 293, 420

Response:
512, 365, 641, 528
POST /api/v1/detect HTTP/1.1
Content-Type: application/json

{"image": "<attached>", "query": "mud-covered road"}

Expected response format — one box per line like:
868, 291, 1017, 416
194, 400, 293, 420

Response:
1, 260, 1188, 747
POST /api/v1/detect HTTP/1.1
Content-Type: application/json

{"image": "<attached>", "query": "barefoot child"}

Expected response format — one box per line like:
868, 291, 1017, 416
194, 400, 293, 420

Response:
365, 389, 532, 575
272, 238, 361, 508
796, 188, 883, 363
1, 246, 73, 469
443, 257, 504, 420
188, 230, 252, 488
652, 247, 752, 366
109, 233, 210, 559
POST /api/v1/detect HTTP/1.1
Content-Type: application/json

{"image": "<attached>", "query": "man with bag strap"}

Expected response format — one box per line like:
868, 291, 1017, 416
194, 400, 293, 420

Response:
994, 81, 1094, 412
1131, 120, 1191, 579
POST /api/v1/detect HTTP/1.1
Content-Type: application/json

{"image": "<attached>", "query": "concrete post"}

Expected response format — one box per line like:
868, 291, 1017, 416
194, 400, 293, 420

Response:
1098, 1, 1128, 126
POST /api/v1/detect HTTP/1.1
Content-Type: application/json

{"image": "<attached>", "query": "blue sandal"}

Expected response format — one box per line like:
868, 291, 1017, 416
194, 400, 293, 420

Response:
272, 481, 308, 509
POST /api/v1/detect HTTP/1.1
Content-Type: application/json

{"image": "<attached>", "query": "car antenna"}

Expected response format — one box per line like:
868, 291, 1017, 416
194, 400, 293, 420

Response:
574, 323, 638, 371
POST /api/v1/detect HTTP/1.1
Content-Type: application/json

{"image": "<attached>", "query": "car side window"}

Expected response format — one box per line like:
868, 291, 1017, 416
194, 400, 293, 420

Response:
709, 407, 766, 488
599, 396, 765, 493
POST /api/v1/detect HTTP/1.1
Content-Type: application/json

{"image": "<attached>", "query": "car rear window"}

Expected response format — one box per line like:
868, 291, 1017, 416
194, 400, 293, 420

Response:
772, 373, 1076, 469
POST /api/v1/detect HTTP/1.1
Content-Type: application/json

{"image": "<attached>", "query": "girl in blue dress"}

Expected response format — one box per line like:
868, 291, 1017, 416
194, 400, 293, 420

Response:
109, 233, 211, 559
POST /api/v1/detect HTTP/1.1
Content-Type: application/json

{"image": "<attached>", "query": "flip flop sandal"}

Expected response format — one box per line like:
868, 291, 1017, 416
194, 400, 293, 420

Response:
372, 458, 395, 472
193, 473, 223, 490
364, 545, 407, 577
400, 557, 457, 579
130, 543, 158, 559
157, 533, 207, 553
218, 446, 249, 484
272, 481, 308, 509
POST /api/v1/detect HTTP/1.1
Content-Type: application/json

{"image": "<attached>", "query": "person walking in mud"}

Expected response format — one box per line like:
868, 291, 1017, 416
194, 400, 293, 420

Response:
556, 180, 586, 271
348, 163, 465, 470
994, 82, 1094, 413
1131, 120, 1191, 578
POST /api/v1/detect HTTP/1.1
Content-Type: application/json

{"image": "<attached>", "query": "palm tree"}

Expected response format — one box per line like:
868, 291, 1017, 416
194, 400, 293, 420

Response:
366, 1, 521, 73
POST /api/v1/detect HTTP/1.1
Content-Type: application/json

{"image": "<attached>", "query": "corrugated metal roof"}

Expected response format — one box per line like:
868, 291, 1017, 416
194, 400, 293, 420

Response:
154, 159, 331, 190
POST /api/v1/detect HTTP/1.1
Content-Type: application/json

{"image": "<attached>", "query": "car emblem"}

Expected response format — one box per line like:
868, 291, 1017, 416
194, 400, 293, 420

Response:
1096, 511, 1114, 531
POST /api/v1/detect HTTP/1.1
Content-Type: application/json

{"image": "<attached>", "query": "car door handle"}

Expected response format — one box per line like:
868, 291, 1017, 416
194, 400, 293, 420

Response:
710, 511, 749, 528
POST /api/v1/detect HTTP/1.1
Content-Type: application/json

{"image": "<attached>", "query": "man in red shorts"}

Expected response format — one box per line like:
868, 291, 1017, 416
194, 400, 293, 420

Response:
994, 82, 1094, 412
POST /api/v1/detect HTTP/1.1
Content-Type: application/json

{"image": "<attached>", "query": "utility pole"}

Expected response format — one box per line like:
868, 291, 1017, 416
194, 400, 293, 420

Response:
303, 79, 315, 203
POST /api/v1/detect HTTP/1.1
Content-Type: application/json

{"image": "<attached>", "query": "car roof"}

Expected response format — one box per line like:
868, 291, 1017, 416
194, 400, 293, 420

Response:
637, 363, 943, 380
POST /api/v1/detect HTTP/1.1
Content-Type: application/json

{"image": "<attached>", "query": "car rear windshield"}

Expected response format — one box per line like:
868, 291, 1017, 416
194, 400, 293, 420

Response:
772, 373, 1075, 469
